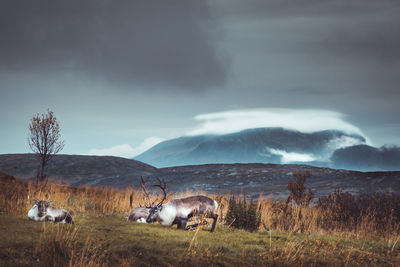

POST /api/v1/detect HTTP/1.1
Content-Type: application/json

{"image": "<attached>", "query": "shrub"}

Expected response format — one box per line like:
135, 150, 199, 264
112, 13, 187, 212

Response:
317, 190, 400, 235
225, 196, 261, 231
317, 189, 359, 230
286, 171, 314, 207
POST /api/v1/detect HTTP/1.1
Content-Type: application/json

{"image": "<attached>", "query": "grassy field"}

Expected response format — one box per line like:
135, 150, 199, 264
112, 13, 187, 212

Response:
1, 174, 399, 266
1, 214, 399, 267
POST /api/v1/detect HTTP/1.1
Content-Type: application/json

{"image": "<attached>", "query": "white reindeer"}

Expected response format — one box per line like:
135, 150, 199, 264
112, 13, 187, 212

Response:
28, 200, 74, 224
145, 178, 219, 232
127, 206, 150, 223
126, 177, 155, 223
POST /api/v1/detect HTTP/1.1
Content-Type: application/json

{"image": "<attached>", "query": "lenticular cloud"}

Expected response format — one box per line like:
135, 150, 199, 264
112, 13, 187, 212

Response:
88, 137, 165, 158
186, 108, 367, 139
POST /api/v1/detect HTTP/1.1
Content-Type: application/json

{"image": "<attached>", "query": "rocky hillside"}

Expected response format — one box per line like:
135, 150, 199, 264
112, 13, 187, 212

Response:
160, 163, 400, 200
1, 154, 399, 200
0, 154, 160, 187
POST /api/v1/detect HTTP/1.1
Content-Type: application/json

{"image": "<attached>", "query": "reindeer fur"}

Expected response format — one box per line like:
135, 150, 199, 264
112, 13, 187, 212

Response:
147, 195, 219, 232
28, 200, 74, 224
127, 206, 150, 223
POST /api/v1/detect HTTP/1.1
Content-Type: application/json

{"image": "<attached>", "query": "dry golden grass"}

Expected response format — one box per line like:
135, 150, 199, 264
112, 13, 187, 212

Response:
0, 176, 231, 221
35, 223, 109, 267
1, 175, 399, 267
0, 175, 399, 245
1, 177, 145, 216
2, 214, 398, 267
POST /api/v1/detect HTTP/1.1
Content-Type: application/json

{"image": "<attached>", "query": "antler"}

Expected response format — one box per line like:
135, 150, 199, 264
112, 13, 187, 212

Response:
152, 177, 167, 206
140, 176, 153, 208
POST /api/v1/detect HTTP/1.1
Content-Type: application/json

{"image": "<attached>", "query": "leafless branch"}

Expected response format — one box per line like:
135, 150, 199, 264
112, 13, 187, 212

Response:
28, 109, 64, 185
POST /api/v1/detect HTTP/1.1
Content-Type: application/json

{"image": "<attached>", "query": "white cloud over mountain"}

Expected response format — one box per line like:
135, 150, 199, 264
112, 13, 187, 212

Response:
89, 108, 371, 162
187, 108, 368, 140
268, 148, 316, 164
88, 137, 165, 158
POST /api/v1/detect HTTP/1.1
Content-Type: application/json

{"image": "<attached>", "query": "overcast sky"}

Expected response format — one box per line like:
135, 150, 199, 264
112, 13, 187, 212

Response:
1, 0, 399, 158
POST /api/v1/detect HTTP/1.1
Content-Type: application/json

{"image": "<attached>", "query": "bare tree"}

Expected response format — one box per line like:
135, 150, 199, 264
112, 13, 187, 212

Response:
28, 109, 65, 185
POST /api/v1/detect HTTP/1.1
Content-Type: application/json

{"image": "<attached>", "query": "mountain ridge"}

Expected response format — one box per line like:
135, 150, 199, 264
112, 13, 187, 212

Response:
0, 153, 160, 187
1, 153, 399, 200
135, 127, 373, 169
332, 144, 400, 171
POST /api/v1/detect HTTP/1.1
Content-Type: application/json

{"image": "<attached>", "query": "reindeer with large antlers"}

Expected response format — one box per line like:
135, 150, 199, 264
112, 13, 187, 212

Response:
127, 177, 152, 223
145, 178, 219, 232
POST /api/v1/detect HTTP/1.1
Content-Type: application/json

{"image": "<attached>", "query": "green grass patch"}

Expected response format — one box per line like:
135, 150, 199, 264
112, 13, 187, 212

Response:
0, 215, 399, 266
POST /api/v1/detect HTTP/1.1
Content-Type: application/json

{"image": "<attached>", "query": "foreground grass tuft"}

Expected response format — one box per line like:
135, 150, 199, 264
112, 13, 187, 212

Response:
1, 215, 399, 266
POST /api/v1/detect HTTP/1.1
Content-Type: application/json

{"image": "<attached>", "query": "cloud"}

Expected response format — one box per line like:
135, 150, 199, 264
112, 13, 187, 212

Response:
268, 148, 316, 164
266, 136, 366, 164
270, 136, 366, 164
327, 136, 365, 151
0, 0, 227, 91
187, 108, 368, 139
88, 137, 165, 158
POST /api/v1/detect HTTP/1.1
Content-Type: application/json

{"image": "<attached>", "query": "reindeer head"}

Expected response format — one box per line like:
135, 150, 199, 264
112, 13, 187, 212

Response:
146, 203, 163, 223
34, 200, 52, 217
141, 177, 167, 223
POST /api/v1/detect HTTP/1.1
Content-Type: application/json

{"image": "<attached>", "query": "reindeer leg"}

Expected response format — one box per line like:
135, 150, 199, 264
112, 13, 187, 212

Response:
45, 215, 54, 222
180, 219, 187, 230
66, 214, 74, 224
187, 223, 199, 230
210, 213, 218, 232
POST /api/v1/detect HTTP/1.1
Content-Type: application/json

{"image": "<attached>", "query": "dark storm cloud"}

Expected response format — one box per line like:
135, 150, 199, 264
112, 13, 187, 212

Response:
0, 0, 227, 90
212, 0, 400, 108
1, 0, 400, 156
215, 0, 400, 19
215, 0, 400, 66
207, 0, 400, 146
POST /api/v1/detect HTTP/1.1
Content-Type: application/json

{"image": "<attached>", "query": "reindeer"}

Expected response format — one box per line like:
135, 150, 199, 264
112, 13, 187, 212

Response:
145, 178, 219, 232
127, 177, 153, 223
28, 200, 74, 224
127, 206, 150, 223
28, 201, 44, 221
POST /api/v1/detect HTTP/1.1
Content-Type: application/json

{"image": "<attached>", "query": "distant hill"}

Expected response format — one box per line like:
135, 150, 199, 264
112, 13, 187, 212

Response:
332, 145, 400, 171
160, 163, 400, 200
135, 127, 366, 168
0, 154, 399, 200
0, 154, 160, 187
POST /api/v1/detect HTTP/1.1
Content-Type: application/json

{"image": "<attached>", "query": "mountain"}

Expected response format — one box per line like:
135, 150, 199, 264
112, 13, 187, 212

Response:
0, 154, 160, 187
135, 127, 366, 168
1, 154, 399, 200
332, 145, 400, 171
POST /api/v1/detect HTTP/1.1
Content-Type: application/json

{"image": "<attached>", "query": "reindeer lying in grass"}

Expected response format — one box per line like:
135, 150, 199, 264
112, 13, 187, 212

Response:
127, 177, 153, 223
127, 206, 150, 223
28, 200, 74, 224
143, 178, 219, 232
